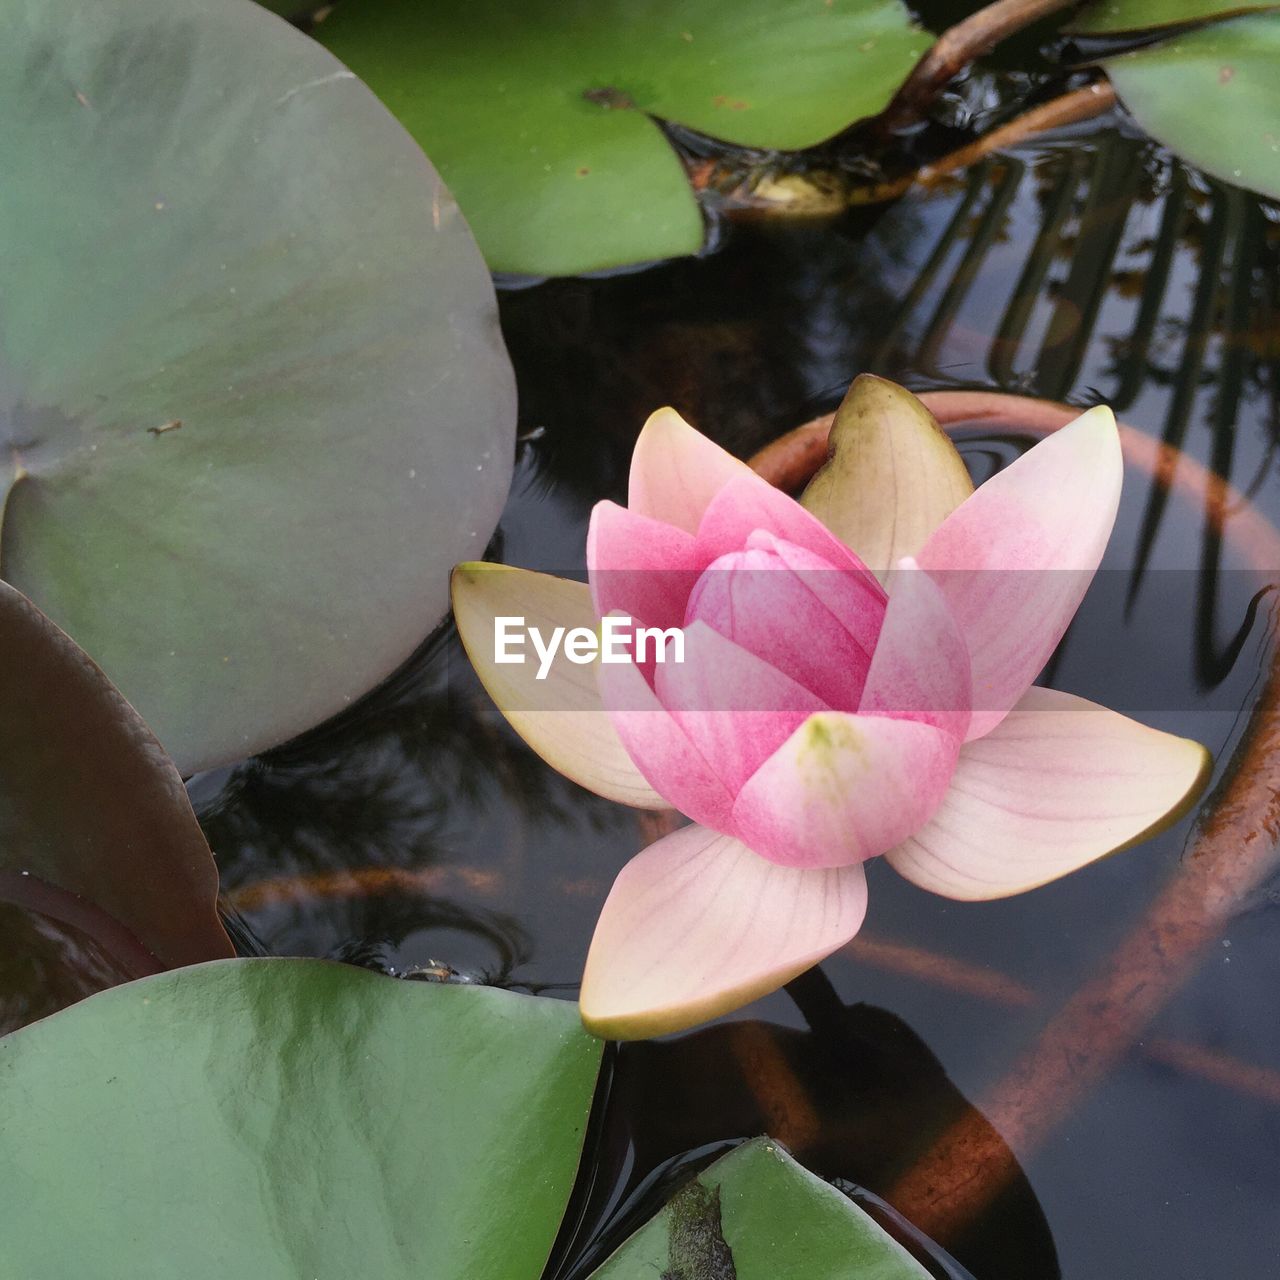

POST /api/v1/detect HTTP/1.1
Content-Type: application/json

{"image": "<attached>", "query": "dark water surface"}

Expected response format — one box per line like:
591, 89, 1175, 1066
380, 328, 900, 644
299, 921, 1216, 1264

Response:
196, 108, 1280, 1279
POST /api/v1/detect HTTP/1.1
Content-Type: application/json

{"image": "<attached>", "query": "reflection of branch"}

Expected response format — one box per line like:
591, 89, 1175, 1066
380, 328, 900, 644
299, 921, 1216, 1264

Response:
876, 0, 1082, 136
845, 931, 1280, 1107
752, 390, 1280, 1242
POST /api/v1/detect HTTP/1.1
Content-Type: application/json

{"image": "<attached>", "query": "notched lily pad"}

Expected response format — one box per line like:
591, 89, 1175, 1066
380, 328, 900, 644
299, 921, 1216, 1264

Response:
0, 0, 515, 774
316, 0, 930, 275
0, 959, 602, 1280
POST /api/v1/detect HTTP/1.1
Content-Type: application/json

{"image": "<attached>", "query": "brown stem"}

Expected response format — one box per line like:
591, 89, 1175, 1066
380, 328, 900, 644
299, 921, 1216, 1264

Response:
877, 0, 1084, 136
695, 82, 1117, 217
752, 390, 1280, 1243
853, 81, 1116, 206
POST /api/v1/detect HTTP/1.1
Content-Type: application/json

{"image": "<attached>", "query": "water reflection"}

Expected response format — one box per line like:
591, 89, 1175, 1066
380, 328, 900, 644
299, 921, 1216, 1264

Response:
0, 902, 135, 1037
554, 985, 1057, 1280
192, 119, 1280, 1280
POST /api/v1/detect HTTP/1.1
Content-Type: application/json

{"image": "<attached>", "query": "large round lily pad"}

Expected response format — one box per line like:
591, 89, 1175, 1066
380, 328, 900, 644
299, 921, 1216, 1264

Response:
0, 960, 602, 1280
316, 0, 930, 275
0, 0, 515, 774
1103, 12, 1280, 201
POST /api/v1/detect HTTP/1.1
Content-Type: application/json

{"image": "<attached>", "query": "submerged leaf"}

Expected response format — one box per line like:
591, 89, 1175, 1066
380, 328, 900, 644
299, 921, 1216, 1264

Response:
1102, 13, 1280, 201
587, 1138, 933, 1278
0, 580, 230, 1028
0, 960, 602, 1280
317, 0, 929, 274
0, 0, 514, 773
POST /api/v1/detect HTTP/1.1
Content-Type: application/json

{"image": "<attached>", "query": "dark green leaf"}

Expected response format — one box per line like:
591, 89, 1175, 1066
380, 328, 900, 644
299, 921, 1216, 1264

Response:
316, 0, 929, 275
1103, 13, 1280, 201
0, 0, 515, 773
587, 1138, 933, 1278
0, 960, 602, 1280
0, 580, 230, 1033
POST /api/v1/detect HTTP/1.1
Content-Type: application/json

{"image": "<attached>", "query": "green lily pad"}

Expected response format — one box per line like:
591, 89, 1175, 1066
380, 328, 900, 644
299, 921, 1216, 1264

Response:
1071, 0, 1276, 34
1103, 13, 1280, 200
587, 1138, 933, 1278
316, 0, 929, 275
0, 580, 230, 1033
0, 959, 602, 1280
0, 0, 515, 774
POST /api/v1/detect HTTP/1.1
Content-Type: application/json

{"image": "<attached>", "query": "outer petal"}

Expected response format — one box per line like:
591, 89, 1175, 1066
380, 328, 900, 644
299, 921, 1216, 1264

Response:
580, 823, 868, 1040
732, 712, 960, 868
597, 628, 736, 830
886, 687, 1212, 900
859, 558, 971, 739
628, 407, 754, 534
695, 473, 874, 575
451, 565, 668, 808
587, 500, 700, 630
683, 536, 883, 710
655, 619, 824, 796
801, 374, 974, 580
918, 405, 1122, 740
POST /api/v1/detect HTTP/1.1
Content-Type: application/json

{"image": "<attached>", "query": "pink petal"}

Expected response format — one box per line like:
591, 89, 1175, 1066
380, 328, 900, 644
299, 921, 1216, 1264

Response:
597, 630, 736, 831
580, 823, 868, 1039
451, 565, 667, 808
695, 473, 873, 575
859, 558, 971, 739
655, 620, 824, 797
684, 535, 885, 710
886, 686, 1211, 900
587, 500, 700, 631
732, 712, 960, 868
628, 407, 754, 534
917, 405, 1122, 740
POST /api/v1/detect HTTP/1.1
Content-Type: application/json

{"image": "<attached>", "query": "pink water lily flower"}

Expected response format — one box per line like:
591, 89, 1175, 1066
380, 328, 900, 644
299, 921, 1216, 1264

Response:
452, 377, 1210, 1040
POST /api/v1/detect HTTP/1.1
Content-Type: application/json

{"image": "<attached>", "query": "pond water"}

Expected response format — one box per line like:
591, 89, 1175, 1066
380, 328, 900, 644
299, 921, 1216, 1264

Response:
194, 100, 1280, 1279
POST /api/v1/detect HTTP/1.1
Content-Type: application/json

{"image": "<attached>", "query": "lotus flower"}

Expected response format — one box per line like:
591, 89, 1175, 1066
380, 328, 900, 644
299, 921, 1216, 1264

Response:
452, 376, 1210, 1039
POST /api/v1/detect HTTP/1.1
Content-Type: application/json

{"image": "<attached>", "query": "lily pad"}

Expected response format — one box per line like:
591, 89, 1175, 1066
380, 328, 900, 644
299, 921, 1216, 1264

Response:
0, 0, 515, 774
0, 580, 230, 1032
1103, 13, 1280, 201
316, 0, 930, 275
587, 1138, 933, 1278
1071, 0, 1276, 34
0, 959, 602, 1280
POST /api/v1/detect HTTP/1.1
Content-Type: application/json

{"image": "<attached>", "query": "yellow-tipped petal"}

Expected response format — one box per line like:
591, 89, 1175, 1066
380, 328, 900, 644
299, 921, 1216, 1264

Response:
628, 407, 754, 534
451, 563, 666, 808
581, 824, 867, 1040
887, 686, 1212, 900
